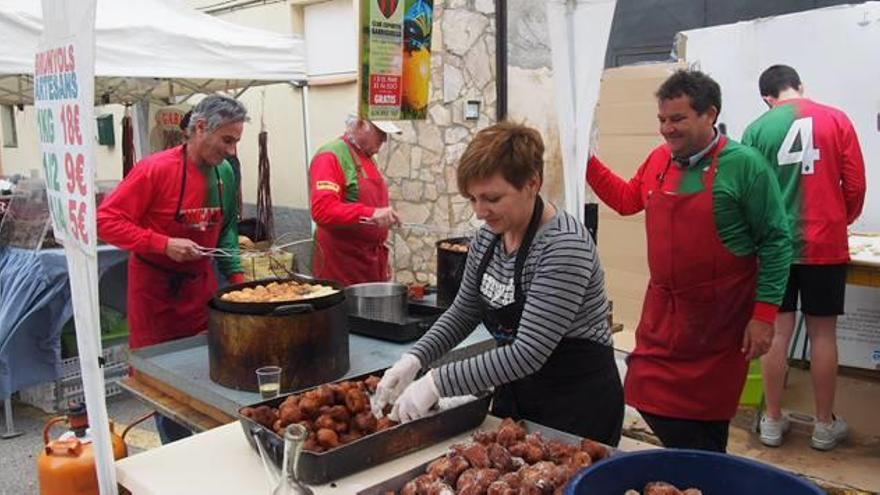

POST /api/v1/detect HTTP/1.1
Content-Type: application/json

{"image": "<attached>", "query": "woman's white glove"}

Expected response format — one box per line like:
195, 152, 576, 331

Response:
372, 353, 421, 413
390, 371, 440, 423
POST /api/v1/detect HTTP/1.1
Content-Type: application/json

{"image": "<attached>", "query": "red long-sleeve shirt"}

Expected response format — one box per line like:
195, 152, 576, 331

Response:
309, 137, 381, 226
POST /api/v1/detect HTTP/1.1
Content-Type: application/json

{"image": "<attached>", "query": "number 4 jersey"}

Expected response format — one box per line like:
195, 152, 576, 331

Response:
743, 98, 866, 264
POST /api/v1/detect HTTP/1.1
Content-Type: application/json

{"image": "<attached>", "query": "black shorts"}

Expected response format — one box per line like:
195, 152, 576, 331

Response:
779, 264, 847, 316
639, 411, 730, 452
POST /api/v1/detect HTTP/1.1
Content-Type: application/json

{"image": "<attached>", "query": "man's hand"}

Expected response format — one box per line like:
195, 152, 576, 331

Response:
165, 237, 203, 262
741, 319, 774, 360
367, 207, 401, 228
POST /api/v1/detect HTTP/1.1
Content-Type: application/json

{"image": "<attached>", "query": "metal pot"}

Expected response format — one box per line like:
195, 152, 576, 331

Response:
344, 282, 408, 324
436, 237, 470, 307
208, 276, 349, 392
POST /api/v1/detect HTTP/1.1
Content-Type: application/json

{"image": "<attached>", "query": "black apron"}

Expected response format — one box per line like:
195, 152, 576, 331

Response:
477, 196, 624, 446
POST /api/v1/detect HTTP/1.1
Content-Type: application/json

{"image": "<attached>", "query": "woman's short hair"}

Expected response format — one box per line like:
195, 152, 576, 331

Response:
456, 121, 544, 195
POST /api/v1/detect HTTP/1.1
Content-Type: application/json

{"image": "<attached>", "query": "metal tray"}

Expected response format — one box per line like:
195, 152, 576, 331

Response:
348, 303, 444, 342
238, 370, 492, 485
356, 420, 613, 495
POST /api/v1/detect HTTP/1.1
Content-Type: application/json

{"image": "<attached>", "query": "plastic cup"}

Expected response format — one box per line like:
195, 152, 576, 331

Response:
256, 366, 282, 399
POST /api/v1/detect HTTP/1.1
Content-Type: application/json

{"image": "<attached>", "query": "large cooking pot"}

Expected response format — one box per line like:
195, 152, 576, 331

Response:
208, 275, 349, 392
436, 237, 469, 307
345, 282, 408, 324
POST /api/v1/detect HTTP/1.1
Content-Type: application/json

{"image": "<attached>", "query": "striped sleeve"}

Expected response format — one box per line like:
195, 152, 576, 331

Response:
429, 213, 610, 397
407, 230, 489, 367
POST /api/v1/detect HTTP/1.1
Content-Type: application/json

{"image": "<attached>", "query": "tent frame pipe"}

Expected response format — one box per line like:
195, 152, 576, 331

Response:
2, 397, 22, 439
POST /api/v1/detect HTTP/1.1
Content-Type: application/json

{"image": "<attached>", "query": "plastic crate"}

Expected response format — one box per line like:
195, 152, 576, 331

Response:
17, 343, 130, 413
739, 359, 764, 407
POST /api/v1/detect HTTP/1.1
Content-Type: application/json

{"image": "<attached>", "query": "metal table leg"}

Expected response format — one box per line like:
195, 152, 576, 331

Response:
2, 396, 23, 439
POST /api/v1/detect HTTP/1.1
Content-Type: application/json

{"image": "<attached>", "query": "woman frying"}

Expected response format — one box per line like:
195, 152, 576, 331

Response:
374, 122, 624, 445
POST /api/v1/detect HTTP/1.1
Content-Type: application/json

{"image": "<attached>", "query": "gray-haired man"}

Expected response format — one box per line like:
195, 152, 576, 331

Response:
98, 95, 248, 442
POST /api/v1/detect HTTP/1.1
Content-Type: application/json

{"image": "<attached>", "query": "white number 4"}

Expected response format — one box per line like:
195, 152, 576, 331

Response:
777, 117, 820, 174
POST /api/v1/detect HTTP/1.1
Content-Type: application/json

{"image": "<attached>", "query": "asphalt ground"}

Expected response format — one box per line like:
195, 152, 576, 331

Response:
0, 394, 160, 495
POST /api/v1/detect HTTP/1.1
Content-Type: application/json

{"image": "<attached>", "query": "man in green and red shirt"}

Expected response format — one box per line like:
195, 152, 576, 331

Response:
742, 65, 866, 451
587, 70, 791, 452
309, 116, 401, 286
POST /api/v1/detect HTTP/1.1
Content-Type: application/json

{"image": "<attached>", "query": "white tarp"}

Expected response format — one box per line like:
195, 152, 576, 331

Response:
0, 0, 307, 105
547, 0, 618, 222
679, 2, 880, 231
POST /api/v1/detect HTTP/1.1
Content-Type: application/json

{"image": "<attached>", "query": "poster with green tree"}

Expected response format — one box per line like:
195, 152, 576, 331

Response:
359, 0, 433, 120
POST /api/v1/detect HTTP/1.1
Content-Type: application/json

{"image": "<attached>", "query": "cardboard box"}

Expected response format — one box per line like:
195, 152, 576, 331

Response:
593, 63, 683, 335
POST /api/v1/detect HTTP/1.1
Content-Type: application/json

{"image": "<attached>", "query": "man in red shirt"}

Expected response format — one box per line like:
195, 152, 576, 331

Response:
742, 65, 866, 450
310, 116, 401, 285
98, 95, 248, 442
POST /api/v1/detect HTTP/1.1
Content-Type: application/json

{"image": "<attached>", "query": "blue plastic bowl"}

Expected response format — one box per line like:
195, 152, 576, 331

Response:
564, 449, 824, 495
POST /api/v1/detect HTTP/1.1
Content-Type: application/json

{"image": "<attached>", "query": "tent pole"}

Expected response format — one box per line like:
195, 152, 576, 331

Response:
299, 82, 312, 165
296, 81, 315, 235
2, 396, 23, 439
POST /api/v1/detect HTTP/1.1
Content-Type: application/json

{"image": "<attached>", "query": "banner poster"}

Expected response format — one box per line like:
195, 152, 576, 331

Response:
35, 1, 118, 493
359, 0, 434, 120
35, 4, 97, 254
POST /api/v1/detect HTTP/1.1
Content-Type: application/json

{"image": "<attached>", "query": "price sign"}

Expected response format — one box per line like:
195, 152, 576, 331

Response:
34, 35, 97, 253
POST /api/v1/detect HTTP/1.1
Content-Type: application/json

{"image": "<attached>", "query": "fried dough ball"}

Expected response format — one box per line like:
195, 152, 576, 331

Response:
376, 416, 398, 431
509, 441, 545, 464
314, 414, 347, 433
499, 472, 521, 489
426, 454, 470, 486
487, 480, 517, 495
579, 438, 609, 461
344, 387, 369, 414
473, 429, 497, 445
401, 474, 440, 495
325, 405, 351, 423
298, 397, 320, 418
353, 410, 378, 434
643, 481, 683, 495
241, 405, 278, 429
364, 375, 381, 393
567, 450, 592, 469
487, 442, 515, 472
458, 442, 491, 469
496, 419, 525, 447
314, 385, 336, 407
681, 490, 703, 495
303, 437, 324, 453
315, 428, 339, 449
545, 440, 577, 464
456, 468, 501, 495
519, 462, 562, 493
338, 430, 364, 444
278, 403, 303, 425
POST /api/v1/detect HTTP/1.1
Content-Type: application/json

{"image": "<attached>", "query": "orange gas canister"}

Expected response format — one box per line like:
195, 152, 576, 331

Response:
37, 403, 151, 495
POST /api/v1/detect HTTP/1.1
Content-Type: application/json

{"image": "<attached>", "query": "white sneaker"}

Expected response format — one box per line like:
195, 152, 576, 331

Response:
811, 416, 848, 451
759, 414, 790, 447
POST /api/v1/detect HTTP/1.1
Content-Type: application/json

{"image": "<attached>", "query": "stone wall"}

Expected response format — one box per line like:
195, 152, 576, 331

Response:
373, 0, 497, 285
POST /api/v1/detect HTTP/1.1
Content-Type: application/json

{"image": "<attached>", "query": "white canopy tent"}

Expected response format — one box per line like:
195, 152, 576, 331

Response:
547, 0, 618, 224
0, 0, 308, 106
0, 2, 311, 492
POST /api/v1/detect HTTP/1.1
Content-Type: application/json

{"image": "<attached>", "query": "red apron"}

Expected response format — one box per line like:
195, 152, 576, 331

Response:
127, 152, 224, 349
313, 154, 390, 286
624, 136, 757, 421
